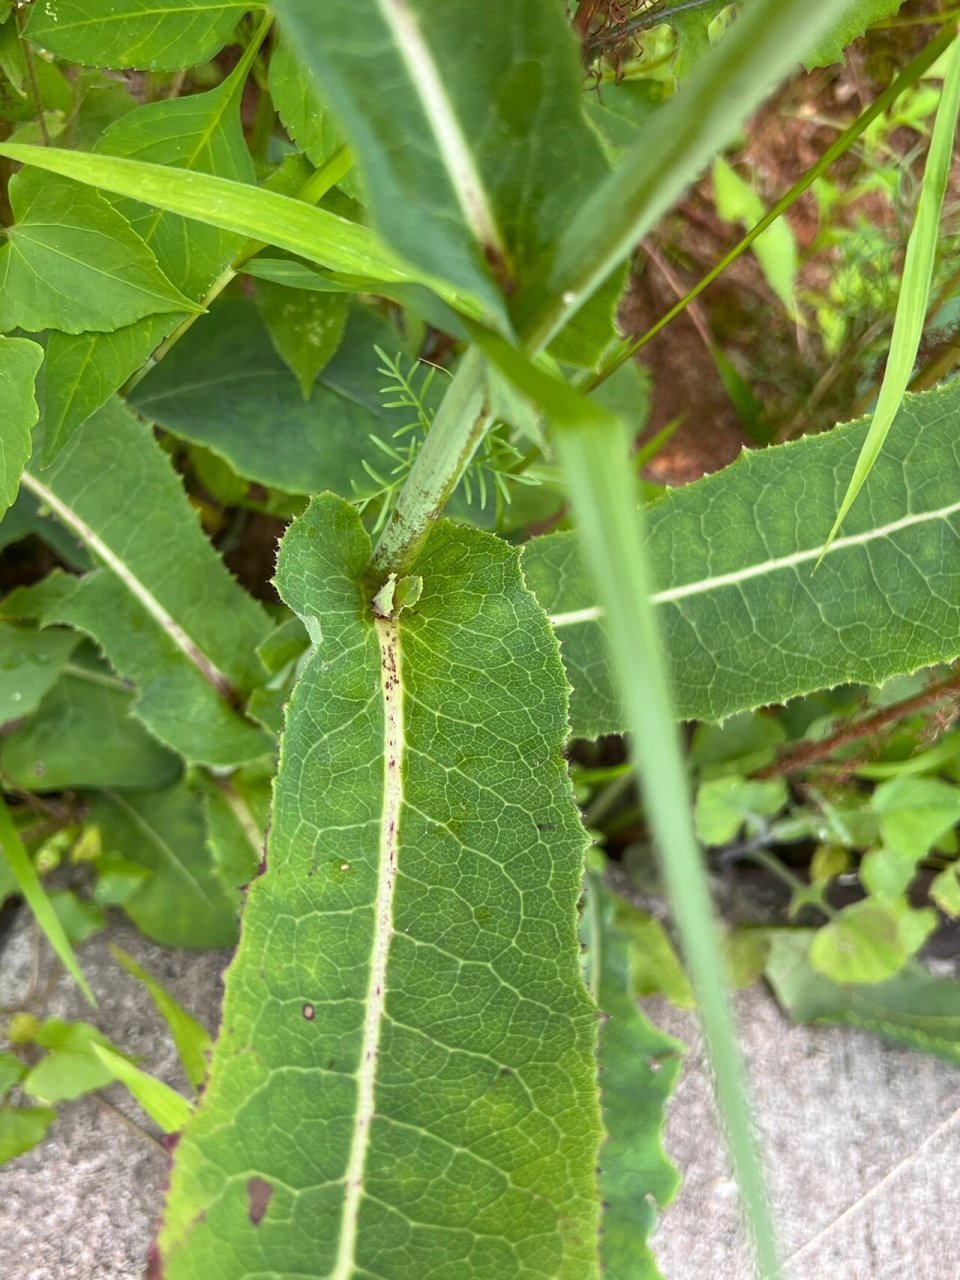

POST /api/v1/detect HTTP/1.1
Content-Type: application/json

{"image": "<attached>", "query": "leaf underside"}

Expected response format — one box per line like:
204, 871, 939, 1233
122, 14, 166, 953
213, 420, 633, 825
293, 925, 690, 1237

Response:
159, 495, 601, 1279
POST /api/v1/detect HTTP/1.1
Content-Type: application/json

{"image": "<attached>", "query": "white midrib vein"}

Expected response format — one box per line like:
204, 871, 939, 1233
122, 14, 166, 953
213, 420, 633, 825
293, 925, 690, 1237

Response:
333, 616, 403, 1280
20, 470, 234, 699
378, 0, 506, 259
548, 497, 960, 628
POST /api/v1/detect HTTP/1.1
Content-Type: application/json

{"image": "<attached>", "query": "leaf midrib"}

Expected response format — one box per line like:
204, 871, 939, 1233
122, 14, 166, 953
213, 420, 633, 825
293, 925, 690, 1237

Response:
548, 494, 960, 628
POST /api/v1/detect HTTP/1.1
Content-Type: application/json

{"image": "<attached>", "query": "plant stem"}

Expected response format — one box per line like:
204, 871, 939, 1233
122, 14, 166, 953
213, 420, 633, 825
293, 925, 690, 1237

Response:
758, 667, 960, 779
123, 148, 352, 395
589, 21, 959, 391
370, 348, 491, 576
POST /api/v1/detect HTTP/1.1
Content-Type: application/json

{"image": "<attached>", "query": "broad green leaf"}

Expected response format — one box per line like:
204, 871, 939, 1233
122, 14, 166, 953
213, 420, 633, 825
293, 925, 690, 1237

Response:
0, 623, 79, 726
0, 644, 181, 792
268, 32, 363, 203
18, 1018, 120, 1102
254, 280, 349, 399
583, 876, 682, 1278
112, 946, 212, 1091
91, 1043, 191, 1133
0, 171, 198, 335
511, 0, 862, 352
932, 864, 960, 916
19, 399, 273, 767
617, 907, 694, 1010
669, 0, 730, 81
0, 798, 94, 1004
48, 890, 104, 945
524, 382, 960, 737
809, 898, 937, 985
694, 777, 789, 847
0, 1053, 26, 1097
822, 34, 960, 554
766, 929, 960, 1064
0, 1105, 56, 1165
271, 0, 609, 324
43, 54, 258, 455
803, 1, 906, 69
0, 488, 91, 568
130, 300, 421, 495
24, 0, 253, 72
0, 336, 43, 518
0, 18, 72, 122
713, 156, 798, 318
91, 784, 240, 949
199, 768, 267, 892
159, 495, 600, 1279
871, 776, 960, 860
0, 145, 488, 323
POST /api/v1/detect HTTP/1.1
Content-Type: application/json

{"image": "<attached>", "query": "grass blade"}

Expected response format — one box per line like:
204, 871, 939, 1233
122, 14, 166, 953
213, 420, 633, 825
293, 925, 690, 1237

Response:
0, 797, 95, 1006
471, 328, 779, 1275
820, 29, 960, 556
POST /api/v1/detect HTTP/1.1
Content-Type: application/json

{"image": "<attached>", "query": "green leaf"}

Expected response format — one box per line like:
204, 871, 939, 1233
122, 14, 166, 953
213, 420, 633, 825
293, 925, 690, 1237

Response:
821, 34, 960, 554
0, 798, 94, 1005
271, 0, 609, 323
19, 399, 273, 767
803, 1, 906, 69
24, 0, 254, 72
0, 144, 487, 322
19, 1018, 120, 1102
618, 906, 694, 1010
669, 0, 730, 81
91, 1043, 191, 1133
0, 336, 43, 518
694, 777, 789, 846
254, 280, 349, 399
713, 156, 797, 318
0, 1053, 26, 1097
0, 171, 199, 335
158, 496, 600, 1278
523, 381, 960, 736
48, 890, 104, 945
0, 1105, 56, 1165
871, 776, 960, 860
112, 946, 212, 1091
130, 299, 420, 495
511, 0, 863, 352
809, 898, 937, 985
766, 929, 960, 1064
583, 876, 682, 1278
0, 622, 79, 726
43, 57, 258, 455
90, 784, 240, 949
0, 644, 181, 792
268, 32, 362, 202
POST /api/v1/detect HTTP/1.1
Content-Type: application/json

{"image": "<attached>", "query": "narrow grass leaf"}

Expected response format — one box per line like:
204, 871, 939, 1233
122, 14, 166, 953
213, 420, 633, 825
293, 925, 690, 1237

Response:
473, 335, 778, 1275
112, 947, 212, 1091
0, 797, 94, 1005
0, 145, 488, 324
821, 31, 960, 556
91, 1044, 192, 1134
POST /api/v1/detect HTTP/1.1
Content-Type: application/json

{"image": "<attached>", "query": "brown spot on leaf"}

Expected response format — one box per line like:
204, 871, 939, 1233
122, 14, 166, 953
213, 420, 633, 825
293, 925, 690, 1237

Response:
302, 1003, 315, 1021
246, 1177, 274, 1227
